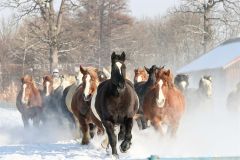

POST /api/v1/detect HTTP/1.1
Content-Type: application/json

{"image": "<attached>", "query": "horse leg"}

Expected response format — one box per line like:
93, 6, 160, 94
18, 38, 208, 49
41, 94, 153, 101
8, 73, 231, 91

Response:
89, 123, 95, 138
102, 120, 118, 157
21, 114, 29, 128
140, 116, 148, 130
91, 112, 104, 135
136, 118, 143, 130
79, 116, 90, 145
118, 124, 125, 141
120, 118, 133, 153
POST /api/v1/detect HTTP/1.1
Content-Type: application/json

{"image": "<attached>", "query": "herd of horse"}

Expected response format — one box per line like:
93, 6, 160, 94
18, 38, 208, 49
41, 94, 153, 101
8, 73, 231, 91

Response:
16, 51, 237, 158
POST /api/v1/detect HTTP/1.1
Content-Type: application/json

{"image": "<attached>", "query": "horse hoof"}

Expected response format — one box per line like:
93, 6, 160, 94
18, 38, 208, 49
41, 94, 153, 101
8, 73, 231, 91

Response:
111, 154, 119, 160
120, 141, 132, 153
81, 139, 89, 145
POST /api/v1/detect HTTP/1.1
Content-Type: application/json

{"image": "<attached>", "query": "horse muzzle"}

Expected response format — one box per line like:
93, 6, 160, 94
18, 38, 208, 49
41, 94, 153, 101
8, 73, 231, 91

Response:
83, 94, 92, 102
156, 99, 165, 108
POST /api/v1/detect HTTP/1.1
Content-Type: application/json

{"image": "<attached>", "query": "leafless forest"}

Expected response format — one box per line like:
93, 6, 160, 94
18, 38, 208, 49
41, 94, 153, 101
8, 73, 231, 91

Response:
0, 0, 240, 101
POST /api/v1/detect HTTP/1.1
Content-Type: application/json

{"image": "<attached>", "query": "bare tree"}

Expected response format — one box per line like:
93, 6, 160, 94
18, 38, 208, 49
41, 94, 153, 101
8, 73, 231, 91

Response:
0, 0, 71, 72
175, 0, 240, 53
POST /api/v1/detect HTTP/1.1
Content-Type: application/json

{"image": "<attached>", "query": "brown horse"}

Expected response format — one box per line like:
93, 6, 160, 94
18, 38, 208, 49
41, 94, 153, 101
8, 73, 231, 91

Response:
143, 68, 185, 136
16, 75, 43, 128
93, 52, 139, 158
134, 67, 148, 84
71, 66, 104, 144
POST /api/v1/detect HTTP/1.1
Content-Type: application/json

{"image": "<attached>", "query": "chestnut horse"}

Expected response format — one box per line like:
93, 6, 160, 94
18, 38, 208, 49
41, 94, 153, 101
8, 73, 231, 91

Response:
16, 75, 43, 128
71, 66, 105, 144
134, 65, 159, 130
93, 52, 139, 158
134, 67, 148, 84
143, 68, 185, 136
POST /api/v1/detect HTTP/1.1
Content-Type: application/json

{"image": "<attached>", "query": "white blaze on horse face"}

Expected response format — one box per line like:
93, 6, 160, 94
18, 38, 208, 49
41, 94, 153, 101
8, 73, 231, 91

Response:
157, 79, 165, 108
136, 75, 143, 82
21, 84, 28, 104
116, 62, 122, 75
45, 81, 50, 96
180, 81, 187, 90
84, 74, 91, 97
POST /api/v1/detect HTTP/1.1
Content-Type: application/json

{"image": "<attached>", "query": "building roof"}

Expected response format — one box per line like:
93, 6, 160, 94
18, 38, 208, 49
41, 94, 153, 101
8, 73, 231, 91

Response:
177, 38, 240, 73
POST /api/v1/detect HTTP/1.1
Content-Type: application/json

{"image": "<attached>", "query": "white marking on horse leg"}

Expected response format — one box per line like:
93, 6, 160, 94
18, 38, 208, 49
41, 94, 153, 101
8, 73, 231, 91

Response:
136, 76, 143, 82
157, 80, 165, 108
21, 84, 27, 104
116, 62, 122, 75
161, 122, 168, 135
45, 81, 50, 96
84, 74, 91, 97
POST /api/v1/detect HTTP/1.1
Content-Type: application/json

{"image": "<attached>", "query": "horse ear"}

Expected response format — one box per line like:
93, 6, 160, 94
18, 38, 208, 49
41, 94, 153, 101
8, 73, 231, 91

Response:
21, 77, 24, 83
80, 65, 86, 74
134, 69, 137, 73
144, 66, 150, 73
111, 52, 116, 62
121, 52, 126, 61
165, 70, 171, 76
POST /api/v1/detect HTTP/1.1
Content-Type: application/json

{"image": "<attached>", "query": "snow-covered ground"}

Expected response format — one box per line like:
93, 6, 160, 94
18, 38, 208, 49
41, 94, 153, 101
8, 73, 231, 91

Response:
0, 102, 239, 160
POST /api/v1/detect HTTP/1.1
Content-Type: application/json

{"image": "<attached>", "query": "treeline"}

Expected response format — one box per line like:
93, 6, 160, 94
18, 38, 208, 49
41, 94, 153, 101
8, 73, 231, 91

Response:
0, 0, 240, 91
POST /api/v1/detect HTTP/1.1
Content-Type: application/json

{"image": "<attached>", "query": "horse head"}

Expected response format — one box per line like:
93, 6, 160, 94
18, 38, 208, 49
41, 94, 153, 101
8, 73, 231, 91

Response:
21, 75, 36, 105
111, 51, 126, 91
134, 67, 148, 83
174, 74, 189, 92
80, 65, 99, 102
144, 65, 159, 83
154, 67, 173, 108
199, 75, 212, 98
43, 75, 53, 97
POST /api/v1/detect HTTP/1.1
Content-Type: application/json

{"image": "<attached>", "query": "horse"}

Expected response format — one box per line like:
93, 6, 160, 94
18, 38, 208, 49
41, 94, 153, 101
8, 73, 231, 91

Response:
134, 67, 148, 84
41, 75, 74, 127
226, 82, 240, 112
186, 76, 213, 111
62, 67, 107, 139
143, 68, 185, 136
71, 66, 105, 144
16, 75, 43, 128
93, 52, 139, 158
134, 65, 160, 130
174, 74, 189, 93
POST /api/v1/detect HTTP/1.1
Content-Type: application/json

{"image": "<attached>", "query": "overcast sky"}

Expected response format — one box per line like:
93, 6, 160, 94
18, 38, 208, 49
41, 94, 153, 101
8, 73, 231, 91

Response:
0, 0, 178, 20
129, 0, 178, 18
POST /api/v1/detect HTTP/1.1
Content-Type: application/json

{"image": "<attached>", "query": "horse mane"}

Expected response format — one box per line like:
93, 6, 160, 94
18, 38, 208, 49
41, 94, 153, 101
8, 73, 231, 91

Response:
86, 67, 99, 82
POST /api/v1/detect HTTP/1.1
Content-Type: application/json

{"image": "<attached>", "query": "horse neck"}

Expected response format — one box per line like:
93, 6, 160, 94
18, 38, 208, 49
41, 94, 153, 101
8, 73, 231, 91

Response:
145, 74, 156, 87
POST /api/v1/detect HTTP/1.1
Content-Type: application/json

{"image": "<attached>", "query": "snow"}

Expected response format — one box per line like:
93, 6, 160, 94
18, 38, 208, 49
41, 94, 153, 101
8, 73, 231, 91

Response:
0, 102, 239, 159
177, 38, 240, 73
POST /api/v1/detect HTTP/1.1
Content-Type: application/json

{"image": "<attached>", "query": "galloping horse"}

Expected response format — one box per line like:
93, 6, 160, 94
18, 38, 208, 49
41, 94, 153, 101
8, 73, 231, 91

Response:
143, 68, 185, 136
71, 66, 105, 144
174, 74, 189, 93
16, 75, 43, 128
62, 67, 107, 139
93, 52, 139, 158
134, 67, 148, 84
134, 65, 159, 130
42, 75, 73, 126
186, 76, 212, 111
226, 82, 240, 112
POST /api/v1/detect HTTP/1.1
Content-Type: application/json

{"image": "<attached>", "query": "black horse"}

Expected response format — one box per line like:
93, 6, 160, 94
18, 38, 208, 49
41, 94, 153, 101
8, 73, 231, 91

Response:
134, 65, 159, 130
174, 74, 189, 93
94, 52, 139, 158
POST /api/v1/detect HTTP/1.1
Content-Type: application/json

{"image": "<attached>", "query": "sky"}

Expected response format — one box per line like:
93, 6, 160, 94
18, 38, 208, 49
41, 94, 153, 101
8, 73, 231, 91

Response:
129, 0, 178, 18
0, 0, 178, 20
